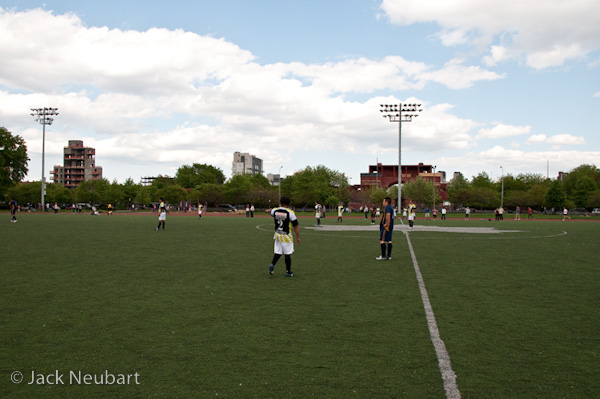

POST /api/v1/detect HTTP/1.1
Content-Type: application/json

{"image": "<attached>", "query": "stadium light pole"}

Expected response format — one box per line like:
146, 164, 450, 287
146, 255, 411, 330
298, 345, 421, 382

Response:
432, 165, 437, 211
31, 107, 59, 211
380, 103, 422, 213
500, 165, 504, 208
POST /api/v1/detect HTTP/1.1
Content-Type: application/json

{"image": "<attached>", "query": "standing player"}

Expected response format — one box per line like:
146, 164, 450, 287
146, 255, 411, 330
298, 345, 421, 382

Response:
9, 197, 18, 223
376, 197, 394, 260
198, 202, 203, 218
156, 197, 167, 230
315, 201, 322, 226
268, 196, 301, 277
407, 200, 416, 229
337, 202, 344, 223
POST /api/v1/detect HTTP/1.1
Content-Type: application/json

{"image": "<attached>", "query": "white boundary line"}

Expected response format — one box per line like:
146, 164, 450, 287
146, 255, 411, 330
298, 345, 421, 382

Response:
404, 230, 462, 399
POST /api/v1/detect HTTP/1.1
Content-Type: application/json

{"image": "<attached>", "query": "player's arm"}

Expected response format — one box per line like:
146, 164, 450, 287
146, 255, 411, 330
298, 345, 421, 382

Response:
292, 220, 301, 244
384, 211, 391, 231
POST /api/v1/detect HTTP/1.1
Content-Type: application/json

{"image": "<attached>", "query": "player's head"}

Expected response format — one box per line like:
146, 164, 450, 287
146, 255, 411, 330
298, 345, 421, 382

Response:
383, 197, 391, 206
280, 196, 291, 206
159, 197, 164, 202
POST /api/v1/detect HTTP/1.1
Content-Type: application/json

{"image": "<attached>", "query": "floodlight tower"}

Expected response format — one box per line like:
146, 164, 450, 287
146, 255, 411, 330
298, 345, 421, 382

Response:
500, 165, 504, 208
31, 107, 59, 211
380, 103, 422, 213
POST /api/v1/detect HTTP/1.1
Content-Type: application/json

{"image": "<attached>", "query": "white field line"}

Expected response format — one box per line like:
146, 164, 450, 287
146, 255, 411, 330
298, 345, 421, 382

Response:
404, 230, 461, 399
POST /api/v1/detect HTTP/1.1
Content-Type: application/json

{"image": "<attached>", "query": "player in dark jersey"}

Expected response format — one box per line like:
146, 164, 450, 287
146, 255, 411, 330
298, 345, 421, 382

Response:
268, 196, 301, 277
376, 197, 394, 260
9, 198, 18, 223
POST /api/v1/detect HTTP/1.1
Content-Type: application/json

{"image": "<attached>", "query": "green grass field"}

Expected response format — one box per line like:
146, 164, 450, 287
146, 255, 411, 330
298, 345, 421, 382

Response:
1, 212, 599, 398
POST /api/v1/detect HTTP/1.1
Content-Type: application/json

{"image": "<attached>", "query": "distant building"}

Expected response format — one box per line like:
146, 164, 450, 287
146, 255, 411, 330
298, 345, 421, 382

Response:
267, 173, 281, 186
349, 162, 448, 207
232, 152, 263, 176
52, 140, 103, 189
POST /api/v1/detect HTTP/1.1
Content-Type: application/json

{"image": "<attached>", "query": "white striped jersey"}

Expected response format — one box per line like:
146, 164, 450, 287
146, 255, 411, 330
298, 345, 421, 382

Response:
271, 207, 298, 243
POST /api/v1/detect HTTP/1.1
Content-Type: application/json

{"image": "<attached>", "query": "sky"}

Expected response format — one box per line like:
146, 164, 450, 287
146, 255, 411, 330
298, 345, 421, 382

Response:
1, 0, 599, 185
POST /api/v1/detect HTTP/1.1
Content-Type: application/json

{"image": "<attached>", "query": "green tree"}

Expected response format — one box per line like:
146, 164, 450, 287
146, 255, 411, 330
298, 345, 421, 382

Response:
225, 174, 252, 205
0, 127, 29, 200
282, 165, 349, 207
401, 177, 438, 208
471, 172, 494, 190
75, 179, 111, 204
571, 176, 598, 208
175, 163, 225, 188
198, 183, 225, 207
544, 180, 566, 210
46, 183, 74, 205
156, 184, 188, 205
6, 181, 41, 206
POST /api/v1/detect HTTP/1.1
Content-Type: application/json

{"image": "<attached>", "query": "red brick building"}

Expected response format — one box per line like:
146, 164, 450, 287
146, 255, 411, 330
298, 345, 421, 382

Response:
350, 162, 448, 207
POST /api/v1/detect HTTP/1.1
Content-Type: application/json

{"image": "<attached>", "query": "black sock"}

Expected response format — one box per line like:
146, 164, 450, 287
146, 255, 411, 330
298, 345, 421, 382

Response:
272, 254, 281, 265
285, 255, 292, 272
381, 243, 386, 258
387, 243, 392, 258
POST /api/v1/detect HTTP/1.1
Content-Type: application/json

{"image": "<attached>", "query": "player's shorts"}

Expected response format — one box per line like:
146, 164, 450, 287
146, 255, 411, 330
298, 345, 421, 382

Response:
380, 227, 393, 242
158, 211, 166, 221
274, 240, 294, 255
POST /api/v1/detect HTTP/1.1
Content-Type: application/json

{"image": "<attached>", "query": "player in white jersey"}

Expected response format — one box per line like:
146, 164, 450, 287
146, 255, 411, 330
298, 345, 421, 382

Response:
156, 198, 167, 230
269, 196, 301, 277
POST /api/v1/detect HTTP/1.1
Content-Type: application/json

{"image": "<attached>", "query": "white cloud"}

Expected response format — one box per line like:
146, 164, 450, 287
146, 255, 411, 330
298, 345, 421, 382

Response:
526, 134, 548, 144
379, 0, 600, 69
546, 134, 586, 146
478, 123, 531, 139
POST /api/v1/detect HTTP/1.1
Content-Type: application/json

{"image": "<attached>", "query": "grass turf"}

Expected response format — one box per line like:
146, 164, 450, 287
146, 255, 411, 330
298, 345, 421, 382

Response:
1, 212, 599, 398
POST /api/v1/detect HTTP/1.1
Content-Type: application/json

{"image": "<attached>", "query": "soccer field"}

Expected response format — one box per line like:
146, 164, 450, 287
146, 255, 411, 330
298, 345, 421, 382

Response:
1, 212, 599, 398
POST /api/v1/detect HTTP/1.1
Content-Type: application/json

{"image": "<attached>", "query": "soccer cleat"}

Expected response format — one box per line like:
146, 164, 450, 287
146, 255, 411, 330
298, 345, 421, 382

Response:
387, 257, 392, 260
375, 256, 387, 261
285, 271, 294, 277
268, 264, 274, 275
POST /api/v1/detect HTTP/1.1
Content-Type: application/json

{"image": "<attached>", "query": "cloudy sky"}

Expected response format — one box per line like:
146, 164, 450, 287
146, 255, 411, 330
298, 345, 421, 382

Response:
1, 0, 599, 185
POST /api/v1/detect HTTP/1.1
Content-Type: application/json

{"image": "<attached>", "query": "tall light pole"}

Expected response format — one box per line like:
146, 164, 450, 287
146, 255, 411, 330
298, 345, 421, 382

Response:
432, 165, 437, 211
380, 103, 422, 212
500, 165, 504, 208
278, 165, 283, 201
31, 107, 59, 211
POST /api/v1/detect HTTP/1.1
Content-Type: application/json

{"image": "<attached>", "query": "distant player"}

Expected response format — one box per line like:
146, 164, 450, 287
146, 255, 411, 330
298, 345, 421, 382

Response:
156, 197, 167, 230
9, 198, 18, 223
407, 200, 416, 229
315, 201, 322, 226
337, 202, 344, 223
268, 196, 301, 277
198, 203, 203, 218
376, 197, 394, 260
108, 203, 113, 215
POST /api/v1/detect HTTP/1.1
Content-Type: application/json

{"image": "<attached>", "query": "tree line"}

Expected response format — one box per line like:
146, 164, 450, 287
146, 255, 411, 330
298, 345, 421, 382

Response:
2, 126, 599, 211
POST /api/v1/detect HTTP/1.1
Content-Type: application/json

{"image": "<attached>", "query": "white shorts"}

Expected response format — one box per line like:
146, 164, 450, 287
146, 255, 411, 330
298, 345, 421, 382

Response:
159, 211, 166, 221
274, 240, 294, 255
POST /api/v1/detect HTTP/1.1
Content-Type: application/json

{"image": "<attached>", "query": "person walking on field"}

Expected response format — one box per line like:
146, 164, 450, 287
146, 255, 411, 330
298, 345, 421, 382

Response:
376, 197, 395, 261
9, 198, 18, 223
268, 196, 301, 277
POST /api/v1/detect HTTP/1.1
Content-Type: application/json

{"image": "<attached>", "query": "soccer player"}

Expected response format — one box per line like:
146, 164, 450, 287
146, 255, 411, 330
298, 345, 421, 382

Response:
198, 203, 203, 218
376, 197, 394, 260
156, 197, 167, 230
9, 197, 18, 223
407, 200, 416, 229
315, 201, 322, 226
268, 196, 301, 277
337, 202, 344, 223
